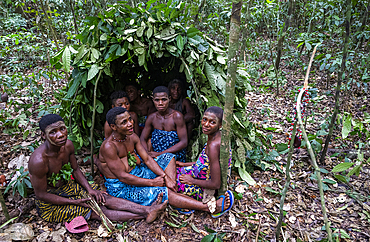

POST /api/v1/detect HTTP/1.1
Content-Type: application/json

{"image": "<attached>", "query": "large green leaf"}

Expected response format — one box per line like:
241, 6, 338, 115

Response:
342, 115, 352, 139
66, 77, 81, 98
62, 46, 71, 72
331, 162, 354, 173
238, 167, 256, 186
87, 64, 99, 81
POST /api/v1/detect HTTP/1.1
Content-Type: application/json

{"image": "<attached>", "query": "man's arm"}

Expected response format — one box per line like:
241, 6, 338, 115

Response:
146, 99, 156, 115
140, 114, 154, 151
179, 142, 221, 190
182, 99, 195, 124
101, 140, 164, 187
104, 121, 112, 139
29, 149, 90, 207
155, 112, 188, 155
131, 112, 140, 135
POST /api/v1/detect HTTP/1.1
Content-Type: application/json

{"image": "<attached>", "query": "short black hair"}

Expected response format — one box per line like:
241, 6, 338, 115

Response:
153, 86, 169, 96
125, 82, 141, 91
110, 90, 130, 105
204, 106, 223, 123
39, 114, 64, 132
106, 107, 128, 125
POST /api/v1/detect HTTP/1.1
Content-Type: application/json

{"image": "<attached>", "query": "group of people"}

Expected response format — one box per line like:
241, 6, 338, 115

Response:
28, 79, 234, 227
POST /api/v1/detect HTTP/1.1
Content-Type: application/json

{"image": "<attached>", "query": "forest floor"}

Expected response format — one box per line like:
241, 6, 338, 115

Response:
0, 61, 370, 242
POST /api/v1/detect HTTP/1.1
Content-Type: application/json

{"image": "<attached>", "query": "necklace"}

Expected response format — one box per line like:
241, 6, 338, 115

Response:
112, 134, 127, 142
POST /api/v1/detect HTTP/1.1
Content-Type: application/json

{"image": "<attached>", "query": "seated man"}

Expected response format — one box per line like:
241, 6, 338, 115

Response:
29, 114, 166, 223
98, 107, 234, 217
168, 79, 195, 140
125, 83, 156, 132
104, 90, 139, 138
140, 86, 187, 162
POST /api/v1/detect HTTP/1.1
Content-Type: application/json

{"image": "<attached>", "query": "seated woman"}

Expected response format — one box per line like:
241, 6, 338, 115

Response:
176, 106, 232, 210
104, 90, 139, 138
168, 79, 195, 140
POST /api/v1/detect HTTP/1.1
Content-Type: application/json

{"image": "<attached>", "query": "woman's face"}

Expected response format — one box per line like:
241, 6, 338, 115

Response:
201, 112, 221, 135
169, 83, 182, 100
114, 97, 131, 111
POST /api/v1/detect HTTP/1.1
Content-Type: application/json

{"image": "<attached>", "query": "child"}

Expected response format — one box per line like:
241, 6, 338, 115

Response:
176, 106, 232, 206
104, 90, 139, 139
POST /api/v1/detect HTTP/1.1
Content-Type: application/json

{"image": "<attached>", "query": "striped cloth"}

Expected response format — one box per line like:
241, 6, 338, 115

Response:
36, 180, 98, 223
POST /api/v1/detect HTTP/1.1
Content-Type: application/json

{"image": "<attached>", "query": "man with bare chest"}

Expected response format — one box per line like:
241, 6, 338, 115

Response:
125, 83, 156, 131
28, 114, 166, 224
140, 86, 188, 162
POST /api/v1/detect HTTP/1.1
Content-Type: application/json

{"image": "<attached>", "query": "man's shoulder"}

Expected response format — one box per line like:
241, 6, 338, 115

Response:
29, 144, 48, 173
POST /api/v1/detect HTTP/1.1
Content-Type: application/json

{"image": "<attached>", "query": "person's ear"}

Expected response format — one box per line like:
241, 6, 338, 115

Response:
110, 124, 117, 131
112, 104, 114, 108
41, 132, 46, 140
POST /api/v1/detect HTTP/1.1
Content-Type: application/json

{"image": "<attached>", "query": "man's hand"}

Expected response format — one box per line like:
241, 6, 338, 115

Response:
179, 174, 195, 185
151, 175, 165, 187
90, 190, 108, 204
73, 198, 92, 208
148, 151, 161, 158
164, 175, 177, 192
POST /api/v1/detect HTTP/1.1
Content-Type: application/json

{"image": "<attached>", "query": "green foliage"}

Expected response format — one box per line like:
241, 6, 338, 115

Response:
4, 166, 32, 198
48, 163, 74, 187
127, 151, 137, 169
201, 226, 225, 242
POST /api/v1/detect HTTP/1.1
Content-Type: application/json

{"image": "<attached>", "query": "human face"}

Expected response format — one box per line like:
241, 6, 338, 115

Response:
125, 85, 138, 102
113, 97, 131, 111
44, 121, 68, 146
201, 112, 221, 135
169, 83, 182, 100
112, 111, 134, 135
153, 92, 170, 112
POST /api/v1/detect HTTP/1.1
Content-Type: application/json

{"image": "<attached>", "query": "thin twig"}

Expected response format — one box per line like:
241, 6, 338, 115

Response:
255, 219, 261, 242
297, 44, 333, 242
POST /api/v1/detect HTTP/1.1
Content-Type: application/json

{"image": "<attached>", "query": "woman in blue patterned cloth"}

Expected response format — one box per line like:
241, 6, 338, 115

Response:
140, 86, 187, 163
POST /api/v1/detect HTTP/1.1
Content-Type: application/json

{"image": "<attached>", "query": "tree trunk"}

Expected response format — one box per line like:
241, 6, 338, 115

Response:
219, 1, 242, 195
241, 0, 251, 65
320, 0, 351, 165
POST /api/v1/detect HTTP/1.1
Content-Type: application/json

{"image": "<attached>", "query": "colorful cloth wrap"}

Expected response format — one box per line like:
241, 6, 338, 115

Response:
176, 143, 232, 200
36, 180, 99, 223
151, 129, 186, 163
104, 153, 175, 206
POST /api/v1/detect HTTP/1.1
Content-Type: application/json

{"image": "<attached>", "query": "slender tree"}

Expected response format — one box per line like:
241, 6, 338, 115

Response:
219, 0, 243, 194
320, 0, 351, 165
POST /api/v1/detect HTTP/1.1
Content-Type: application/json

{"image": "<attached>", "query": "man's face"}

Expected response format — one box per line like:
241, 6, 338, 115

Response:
153, 92, 170, 112
112, 111, 134, 135
125, 85, 138, 102
43, 121, 68, 146
169, 83, 182, 100
113, 97, 131, 111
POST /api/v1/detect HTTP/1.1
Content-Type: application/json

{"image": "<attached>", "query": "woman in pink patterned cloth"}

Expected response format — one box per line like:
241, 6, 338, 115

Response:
176, 106, 232, 200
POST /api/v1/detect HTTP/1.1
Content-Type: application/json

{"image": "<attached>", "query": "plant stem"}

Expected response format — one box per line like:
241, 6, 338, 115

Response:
297, 44, 332, 242
276, 121, 297, 240
90, 70, 102, 178
0, 190, 10, 221
219, 0, 243, 194
320, 0, 351, 165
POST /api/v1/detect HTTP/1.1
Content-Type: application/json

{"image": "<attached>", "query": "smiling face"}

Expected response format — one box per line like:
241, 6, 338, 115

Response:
111, 111, 134, 136
113, 97, 131, 111
201, 112, 222, 135
153, 92, 170, 112
169, 83, 182, 100
125, 85, 139, 102
43, 121, 68, 146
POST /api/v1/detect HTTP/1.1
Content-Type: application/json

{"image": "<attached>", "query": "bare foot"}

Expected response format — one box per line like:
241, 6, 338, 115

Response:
214, 192, 231, 214
146, 193, 168, 223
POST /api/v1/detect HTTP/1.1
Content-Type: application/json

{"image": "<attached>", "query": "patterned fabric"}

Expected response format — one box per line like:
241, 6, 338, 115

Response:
104, 153, 174, 206
151, 129, 186, 163
176, 143, 232, 200
36, 180, 99, 223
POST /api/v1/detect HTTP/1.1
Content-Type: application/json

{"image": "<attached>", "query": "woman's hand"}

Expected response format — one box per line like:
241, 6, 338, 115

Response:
90, 190, 107, 204
164, 175, 177, 192
148, 151, 161, 158
179, 174, 195, 185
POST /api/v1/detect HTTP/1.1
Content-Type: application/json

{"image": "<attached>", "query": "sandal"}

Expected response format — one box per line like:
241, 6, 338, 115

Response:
65, 216, 89, 233
211, 190, 234, 218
